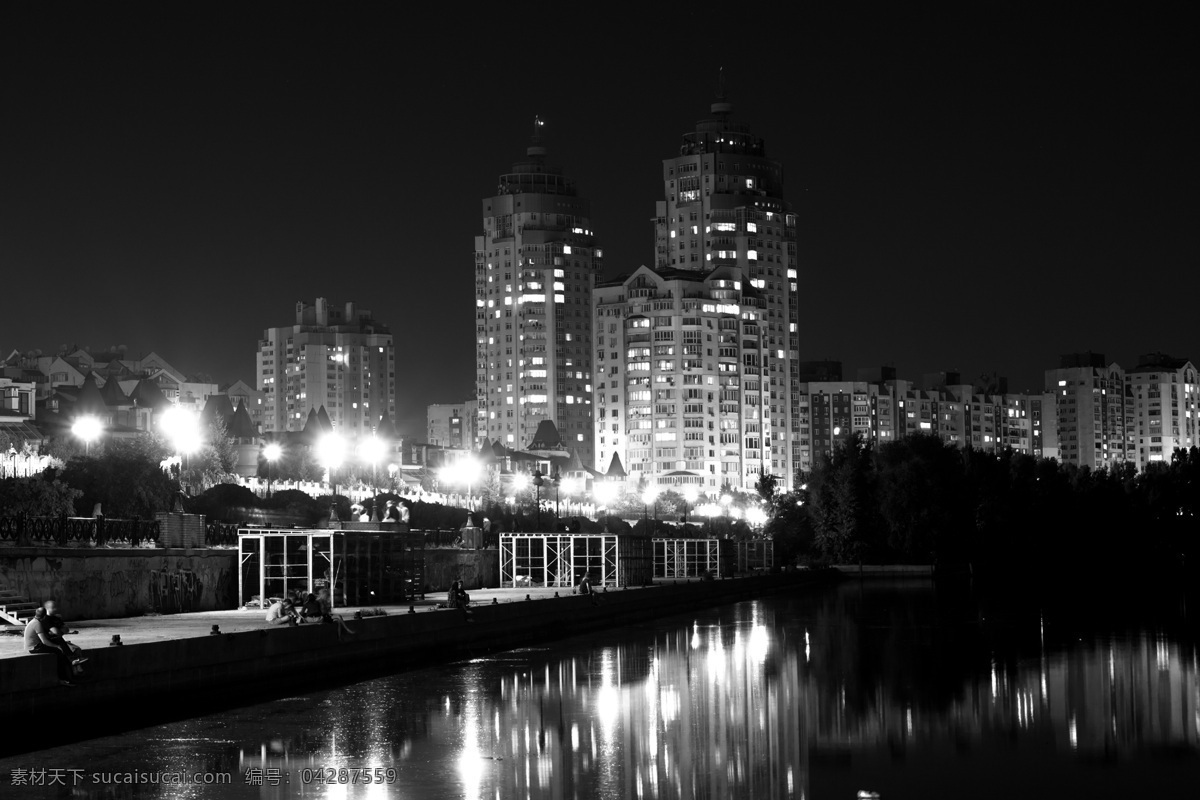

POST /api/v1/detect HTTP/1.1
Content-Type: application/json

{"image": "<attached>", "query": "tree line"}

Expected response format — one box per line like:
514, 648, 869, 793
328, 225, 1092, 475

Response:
763, 433, 1200, 581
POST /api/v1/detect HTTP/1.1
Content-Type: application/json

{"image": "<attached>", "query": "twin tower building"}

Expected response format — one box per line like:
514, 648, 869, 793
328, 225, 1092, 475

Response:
475, 98, 801, 494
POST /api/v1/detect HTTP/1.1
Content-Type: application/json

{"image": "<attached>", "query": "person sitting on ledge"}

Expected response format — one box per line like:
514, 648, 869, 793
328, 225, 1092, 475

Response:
299, 589, 334, 624
577, 574, 601, 605
43, 600, 87, 668
265, 598, 297, 626
25, 606, 76, 686
448, 580, 470, 610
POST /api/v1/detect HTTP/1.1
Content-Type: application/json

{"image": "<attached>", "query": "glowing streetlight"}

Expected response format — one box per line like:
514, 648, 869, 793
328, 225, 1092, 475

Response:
72, 416, 103, 456
532, 469, 545, 530
160, 406, 202, 491
641, 486, 659, 521
440, 456, 483, 511
682, 484, 700, 524
263, 442, 282, 498
359, 436, 386, 499
746, 506, 768, 527
317, 433, 346, 496
593, 481, 619, 532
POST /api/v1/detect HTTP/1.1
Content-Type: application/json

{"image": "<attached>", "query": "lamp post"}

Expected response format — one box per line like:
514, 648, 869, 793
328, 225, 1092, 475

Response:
359, 436, 385, 501
317, 433, 346, 498
160, 406, 202, 493
593, 481, 618, 533
263, 442, 282, 499
439, 456, 482, 512
641, 486, 659, 522
682, 485, 700, 525
560, 477, 581, 518
551, 469, 562, 520
72, 416, 103, 456
532, 469, 544, 531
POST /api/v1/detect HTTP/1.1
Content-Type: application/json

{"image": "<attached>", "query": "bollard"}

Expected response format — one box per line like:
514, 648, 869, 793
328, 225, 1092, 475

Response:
109, 635, 123, 646
408, 605, 416, 614
526, 594, 531, 601
492, 598, 498, 605
554, 592, 559, 598
210, 625, 220, 635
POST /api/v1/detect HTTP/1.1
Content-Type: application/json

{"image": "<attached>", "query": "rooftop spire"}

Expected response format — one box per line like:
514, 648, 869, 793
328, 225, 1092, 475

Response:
711, 67, 733, 117
527, 115, 547, 159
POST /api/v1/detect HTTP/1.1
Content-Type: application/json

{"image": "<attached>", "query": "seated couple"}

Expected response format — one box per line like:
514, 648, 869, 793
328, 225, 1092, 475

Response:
25, 600, 88, 686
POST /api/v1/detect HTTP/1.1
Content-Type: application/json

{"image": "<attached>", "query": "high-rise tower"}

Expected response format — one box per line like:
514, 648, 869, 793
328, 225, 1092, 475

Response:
256, 298, 396, 435
475, 121, 601, 463
644, 91, 801, 485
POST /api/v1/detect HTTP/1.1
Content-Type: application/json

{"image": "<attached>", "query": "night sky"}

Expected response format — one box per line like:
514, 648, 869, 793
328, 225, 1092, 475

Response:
3, 6, 1195, 438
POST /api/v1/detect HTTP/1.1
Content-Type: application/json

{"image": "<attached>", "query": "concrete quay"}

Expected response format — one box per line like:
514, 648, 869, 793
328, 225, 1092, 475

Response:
1, 573, 814, 751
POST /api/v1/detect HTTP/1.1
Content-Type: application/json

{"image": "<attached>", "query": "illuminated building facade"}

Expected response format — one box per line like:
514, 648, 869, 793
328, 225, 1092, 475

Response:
475, 121, 600, 464
595, 96, 800, 491
1124, 352, 1199, 468
256, 297, 395, 434
1044, 352, 1129, 470
426, 400, 478, 448
594, 265, 769, 493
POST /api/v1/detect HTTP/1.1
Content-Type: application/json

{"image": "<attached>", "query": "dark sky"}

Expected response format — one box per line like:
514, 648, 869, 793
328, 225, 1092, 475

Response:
2, 6, 1196, 438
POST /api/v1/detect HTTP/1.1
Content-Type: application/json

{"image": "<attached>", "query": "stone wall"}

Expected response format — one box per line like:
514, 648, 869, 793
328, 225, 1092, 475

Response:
0, 547, 238, 619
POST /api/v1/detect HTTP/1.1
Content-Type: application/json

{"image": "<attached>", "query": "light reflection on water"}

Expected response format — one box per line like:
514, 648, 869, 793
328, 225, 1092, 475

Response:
3, 583, 1200, 798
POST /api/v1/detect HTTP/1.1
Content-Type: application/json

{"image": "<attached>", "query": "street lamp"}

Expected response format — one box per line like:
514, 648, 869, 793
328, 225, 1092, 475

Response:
641, 486, 659, 522
359, 436, 386, 499
160, 406, 202, 492
682, 485, 700, 524
263, 442, 282, 498
551, 469, 562, 520
317, 433, 346, 497
593, 481, 618, 532
532, 469, 545, 530
72, 416, 103, 456
439, 456, 482, 512
560, 477, 581, 517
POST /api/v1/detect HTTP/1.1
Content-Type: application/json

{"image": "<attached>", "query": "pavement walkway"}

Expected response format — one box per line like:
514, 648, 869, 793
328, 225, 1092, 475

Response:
0, 585, 626, 658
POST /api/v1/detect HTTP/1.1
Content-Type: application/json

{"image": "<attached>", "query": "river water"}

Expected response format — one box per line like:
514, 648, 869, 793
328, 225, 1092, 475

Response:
4, 580, 1199, 799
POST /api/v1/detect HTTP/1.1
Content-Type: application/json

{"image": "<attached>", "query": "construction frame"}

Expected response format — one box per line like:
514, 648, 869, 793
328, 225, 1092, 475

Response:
499, 533, 652, 589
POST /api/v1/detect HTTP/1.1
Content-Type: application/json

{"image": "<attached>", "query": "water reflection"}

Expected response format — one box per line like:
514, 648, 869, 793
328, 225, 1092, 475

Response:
4, 583, 1199, 799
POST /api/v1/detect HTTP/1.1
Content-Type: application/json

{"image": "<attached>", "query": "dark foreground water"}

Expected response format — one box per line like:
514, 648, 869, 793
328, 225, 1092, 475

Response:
4, 580, 1199, 799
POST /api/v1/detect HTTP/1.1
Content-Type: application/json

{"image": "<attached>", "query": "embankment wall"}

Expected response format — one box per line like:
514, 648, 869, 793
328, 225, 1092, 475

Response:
0, 548, 500, 620
1, 573, 810, 742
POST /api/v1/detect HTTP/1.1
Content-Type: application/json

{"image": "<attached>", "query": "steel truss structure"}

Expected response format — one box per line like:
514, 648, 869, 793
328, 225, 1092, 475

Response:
736, 539, 774, 572
500, 533, 652, 589
652, 538, 733, 578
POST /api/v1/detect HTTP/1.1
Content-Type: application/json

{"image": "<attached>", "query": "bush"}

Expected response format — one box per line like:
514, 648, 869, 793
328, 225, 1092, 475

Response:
0, 476, 82, 517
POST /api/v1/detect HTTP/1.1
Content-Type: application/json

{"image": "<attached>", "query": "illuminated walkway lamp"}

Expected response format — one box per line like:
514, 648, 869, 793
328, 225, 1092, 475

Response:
641, 486, 659, 522
160, 406, 202, 492
317, 433, 347, 497
72, 415, 103, 456
359, 436, 386, 499
593, 481, 619, 532
263, 442, 282, 498
682, 485, 700, 524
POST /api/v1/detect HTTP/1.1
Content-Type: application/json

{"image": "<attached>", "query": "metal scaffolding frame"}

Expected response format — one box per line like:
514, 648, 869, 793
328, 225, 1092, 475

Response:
500, 533, 652, 589
238, 527, 426, 609
736, 539, 774, 572
238, 529, 339, 610
652, 538, 733, 579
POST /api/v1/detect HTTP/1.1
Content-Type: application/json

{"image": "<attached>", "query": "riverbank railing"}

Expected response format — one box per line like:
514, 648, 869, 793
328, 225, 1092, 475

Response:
0, 515, 161, 548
